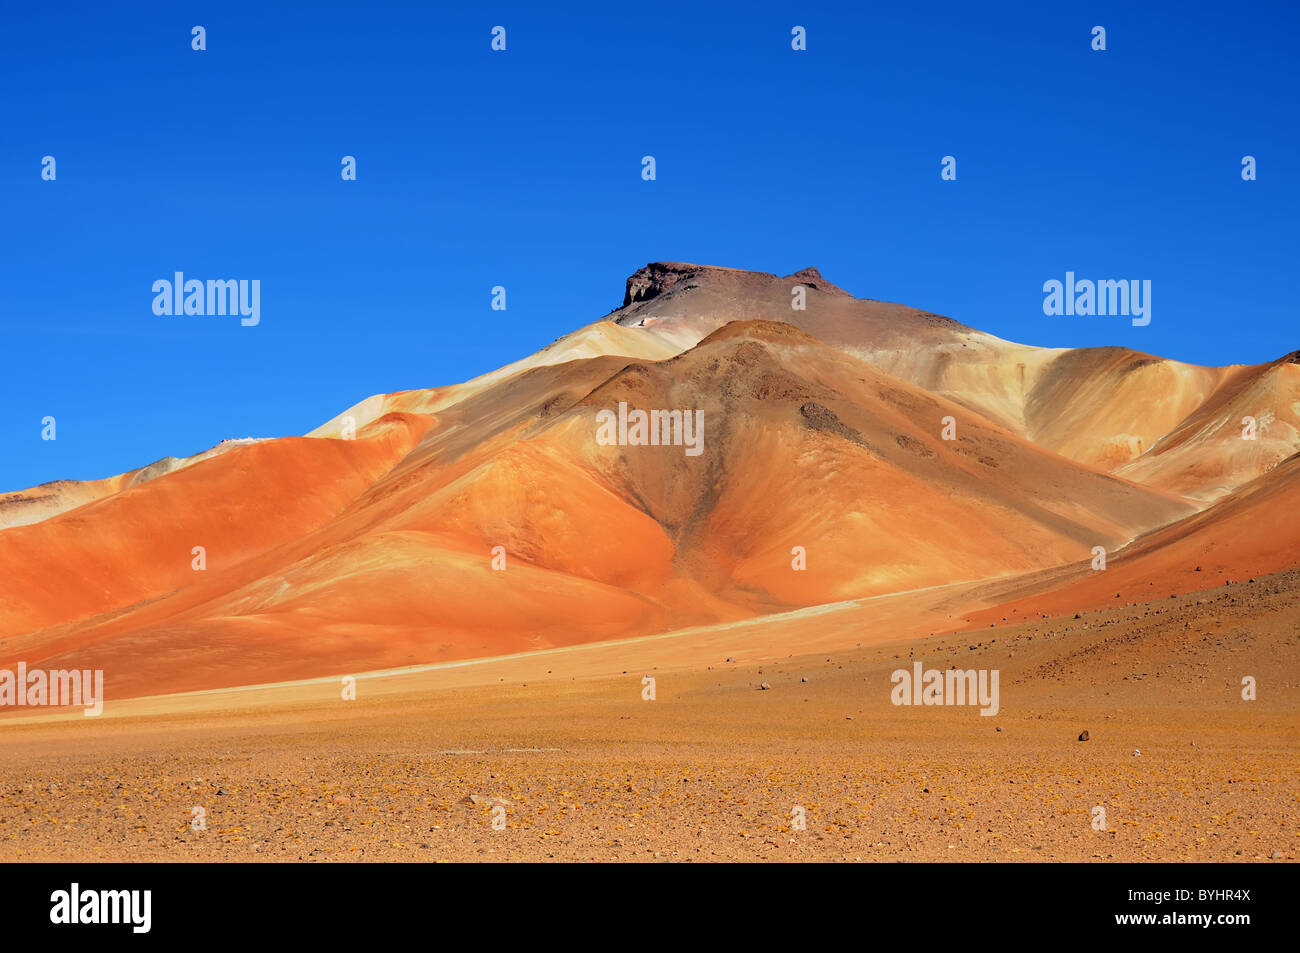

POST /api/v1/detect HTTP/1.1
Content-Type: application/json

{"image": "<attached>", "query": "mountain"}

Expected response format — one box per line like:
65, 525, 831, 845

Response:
1, 262, 1297, 700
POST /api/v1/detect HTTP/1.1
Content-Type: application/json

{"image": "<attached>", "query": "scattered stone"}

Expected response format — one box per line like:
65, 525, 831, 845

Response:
759, 682, 771, 691
1078, 730, 1091, 742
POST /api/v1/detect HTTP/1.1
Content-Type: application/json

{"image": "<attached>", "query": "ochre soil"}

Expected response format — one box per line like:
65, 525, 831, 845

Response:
0, 572, 1294, 862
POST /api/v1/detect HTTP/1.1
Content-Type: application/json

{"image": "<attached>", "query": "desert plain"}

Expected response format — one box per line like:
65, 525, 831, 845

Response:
0, 566, 1294, 862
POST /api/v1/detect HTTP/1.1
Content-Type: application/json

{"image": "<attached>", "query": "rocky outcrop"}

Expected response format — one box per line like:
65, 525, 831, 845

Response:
622, 261, 852, 308
623, 262, 715, 306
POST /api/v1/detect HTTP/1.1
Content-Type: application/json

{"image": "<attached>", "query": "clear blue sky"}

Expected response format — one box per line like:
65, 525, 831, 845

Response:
3, 1, 1297, 490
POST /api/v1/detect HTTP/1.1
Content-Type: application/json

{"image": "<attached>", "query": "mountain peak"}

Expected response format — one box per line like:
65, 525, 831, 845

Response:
622, 261, 851, 308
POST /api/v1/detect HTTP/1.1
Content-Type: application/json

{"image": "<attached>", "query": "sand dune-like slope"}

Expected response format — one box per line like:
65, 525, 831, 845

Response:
955, 451, 1300, 628
0, 416, 429, 635
308, 319, 683, 439
1112, 356, 1300, 501
0, 438, 271, 531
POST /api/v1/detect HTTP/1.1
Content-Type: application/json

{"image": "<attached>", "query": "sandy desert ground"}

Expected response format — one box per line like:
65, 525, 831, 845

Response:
0, 567, 1293, 862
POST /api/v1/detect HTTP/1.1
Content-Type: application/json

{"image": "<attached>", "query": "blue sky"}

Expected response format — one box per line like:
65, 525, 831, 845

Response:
2, 1, 1297, 489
